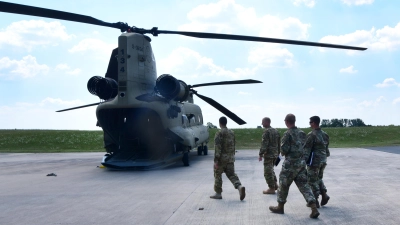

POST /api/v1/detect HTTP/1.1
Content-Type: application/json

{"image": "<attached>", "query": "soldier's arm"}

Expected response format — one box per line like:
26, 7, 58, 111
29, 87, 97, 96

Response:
303, 133, 314, 160
259, 130, 269, 157
280, 132, 291, 156
214, 132, 221, 162
326, 133, 330, 157
278, 133, 281, 155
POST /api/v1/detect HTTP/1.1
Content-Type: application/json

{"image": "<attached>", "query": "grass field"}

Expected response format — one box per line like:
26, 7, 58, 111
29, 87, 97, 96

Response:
1, 126, 399, 153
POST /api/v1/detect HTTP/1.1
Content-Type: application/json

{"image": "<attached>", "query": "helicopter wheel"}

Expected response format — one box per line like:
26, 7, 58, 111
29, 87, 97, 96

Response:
203, 146, 208, 155
182, 152, 189, 166
197, 146, 203, 155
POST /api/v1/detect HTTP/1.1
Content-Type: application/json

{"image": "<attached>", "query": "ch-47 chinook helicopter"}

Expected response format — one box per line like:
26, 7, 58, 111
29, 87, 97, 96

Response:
0, 1, 366, 169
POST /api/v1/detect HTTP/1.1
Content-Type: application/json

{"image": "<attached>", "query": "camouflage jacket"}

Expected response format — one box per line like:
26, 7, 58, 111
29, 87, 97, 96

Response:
259, 127, 281, 159
281, 127, 306, 160
304, 128, 330, 165
214, 127, 235, 163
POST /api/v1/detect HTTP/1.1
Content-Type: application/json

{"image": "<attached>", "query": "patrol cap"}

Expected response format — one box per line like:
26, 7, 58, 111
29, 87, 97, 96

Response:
284, 114, 296, 124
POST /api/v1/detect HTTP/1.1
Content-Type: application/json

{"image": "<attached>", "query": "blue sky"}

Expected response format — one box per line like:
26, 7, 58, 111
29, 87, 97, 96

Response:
0, 0, 399, 130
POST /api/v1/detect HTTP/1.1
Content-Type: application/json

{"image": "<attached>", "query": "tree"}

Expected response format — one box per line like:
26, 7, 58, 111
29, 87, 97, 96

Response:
349, 118, 366, 127
330, 118, 343, 127
206, 122, 217, 129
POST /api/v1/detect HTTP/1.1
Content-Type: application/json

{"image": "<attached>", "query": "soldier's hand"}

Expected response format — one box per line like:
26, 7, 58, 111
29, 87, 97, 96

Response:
214, 162, 218, 169
258, 156, 262, 162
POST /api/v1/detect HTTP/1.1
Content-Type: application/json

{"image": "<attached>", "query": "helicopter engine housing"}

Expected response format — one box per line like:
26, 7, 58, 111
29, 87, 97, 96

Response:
87, 76, 118, 100
155, 74, 189, 101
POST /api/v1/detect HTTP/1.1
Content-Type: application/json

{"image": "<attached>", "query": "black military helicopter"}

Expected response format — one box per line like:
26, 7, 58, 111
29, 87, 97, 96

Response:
0, 1, 367, 169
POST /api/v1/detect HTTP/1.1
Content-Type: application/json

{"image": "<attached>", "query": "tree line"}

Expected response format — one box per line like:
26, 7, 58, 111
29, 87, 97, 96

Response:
321, 118, 368, 127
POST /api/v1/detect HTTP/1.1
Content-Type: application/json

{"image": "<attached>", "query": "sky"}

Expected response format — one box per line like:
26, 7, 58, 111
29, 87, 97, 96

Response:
0, 0, 399, 130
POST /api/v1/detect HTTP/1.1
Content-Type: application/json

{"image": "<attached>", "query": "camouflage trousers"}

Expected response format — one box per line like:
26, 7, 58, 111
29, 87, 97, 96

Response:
277, 159, 316, 204
263, 158, 278, 188
307, 162, 328, 197
214, 162, 242, 193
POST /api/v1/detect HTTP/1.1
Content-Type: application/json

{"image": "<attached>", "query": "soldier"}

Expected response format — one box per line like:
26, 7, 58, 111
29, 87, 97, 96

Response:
269, 114, 320, 219
210, 116, 246, 201
304, 116, 330, 207
258, 117, 281, 194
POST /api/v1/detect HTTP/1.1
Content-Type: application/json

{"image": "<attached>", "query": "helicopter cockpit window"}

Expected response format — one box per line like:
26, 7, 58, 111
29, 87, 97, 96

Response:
189, 115, 196, 125
182, 115, 189, 127
198, 115, 202, 124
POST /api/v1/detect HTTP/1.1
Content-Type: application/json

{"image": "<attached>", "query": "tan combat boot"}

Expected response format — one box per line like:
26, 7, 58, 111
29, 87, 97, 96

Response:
269, 202, 285, 214
238, 185, 246, 201
307, 199, 320, 208
263, 186, 276, 194
321, 191, 330, 206
210, 192, 222, 199
309, 203, 320, 218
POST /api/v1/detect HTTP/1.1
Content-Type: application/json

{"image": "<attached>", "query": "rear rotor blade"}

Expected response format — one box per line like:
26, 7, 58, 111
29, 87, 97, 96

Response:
56, 102, 101, 112
151, 30, 367, 51
0, 1, 130, 31
193, 92, 246, 125
190, 79, 262, 88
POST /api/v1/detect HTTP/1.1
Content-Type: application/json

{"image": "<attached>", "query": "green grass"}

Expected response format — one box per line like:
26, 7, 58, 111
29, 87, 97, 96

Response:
207, 126, 400, 149
1, 126, 399, 153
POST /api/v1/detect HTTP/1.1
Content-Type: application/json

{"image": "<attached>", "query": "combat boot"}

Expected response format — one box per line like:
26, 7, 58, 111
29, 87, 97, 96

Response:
263, 186, 276, 194
238, 185, 246, 201
309, 203, 320, 218
321, 191, 330, 206
210, 192, 222, 199
269, 202, 285, 214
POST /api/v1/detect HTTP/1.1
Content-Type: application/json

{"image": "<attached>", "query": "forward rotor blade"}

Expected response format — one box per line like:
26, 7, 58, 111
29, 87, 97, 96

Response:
56, 102, 101, 112
193, 92, 246, 125
153, 30, 367, 51
0, 1, 130, 31
191, 79, 262, 88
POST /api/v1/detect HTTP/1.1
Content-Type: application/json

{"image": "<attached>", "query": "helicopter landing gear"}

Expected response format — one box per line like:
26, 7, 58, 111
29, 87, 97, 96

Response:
197, 145, 208, 155
182, 152, 189, 166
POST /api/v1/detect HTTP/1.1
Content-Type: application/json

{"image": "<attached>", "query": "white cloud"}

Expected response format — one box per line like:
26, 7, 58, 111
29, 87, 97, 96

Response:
180, 0, 310, 40
293, 0, 316, 8
158, 47, 257, 79
68, 38, 115, 56
358, 96, 386, 107
238, 91, 251, 95
248, 44, 295, 68
339, 65, 358, 74
55, 63, 81, 75
0, 55, 49, 78
307, 87, 315, 91
320, 22, 400, 53
393, 97, 400, 105
341, 0, 374, 6
40, 97, 85, 106
375, 78, 400, 88
0, 20, 74, 51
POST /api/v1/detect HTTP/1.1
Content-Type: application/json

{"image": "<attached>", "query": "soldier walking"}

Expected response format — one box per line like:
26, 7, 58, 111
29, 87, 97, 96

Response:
304, 116, 330, 207
258, 117, 281, 194
269, 114, 320, 218
210, 116, 246, 201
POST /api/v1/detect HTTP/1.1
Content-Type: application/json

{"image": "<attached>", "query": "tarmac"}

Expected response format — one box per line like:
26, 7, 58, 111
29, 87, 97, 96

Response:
1, 147, 400, 225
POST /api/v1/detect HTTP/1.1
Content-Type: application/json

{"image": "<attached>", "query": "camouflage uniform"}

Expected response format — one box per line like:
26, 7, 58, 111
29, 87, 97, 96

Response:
304, 128, 330, 197
277, 127, 316, 204
214, 127, 242, 193
259, 126, 281, 188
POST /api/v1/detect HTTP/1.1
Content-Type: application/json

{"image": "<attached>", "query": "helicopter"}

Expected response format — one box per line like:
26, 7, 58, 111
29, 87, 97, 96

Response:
0, 1, 367, 169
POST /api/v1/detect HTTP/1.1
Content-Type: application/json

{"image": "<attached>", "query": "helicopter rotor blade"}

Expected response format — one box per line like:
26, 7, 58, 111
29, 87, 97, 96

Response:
0, 2, 367, 50
56, 102, 101, 112
190, 79, 262, 88
193, 92, 246, 125
0, 1, 130, 31
152, 30, 367, 51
